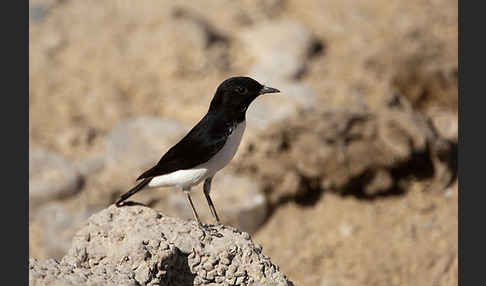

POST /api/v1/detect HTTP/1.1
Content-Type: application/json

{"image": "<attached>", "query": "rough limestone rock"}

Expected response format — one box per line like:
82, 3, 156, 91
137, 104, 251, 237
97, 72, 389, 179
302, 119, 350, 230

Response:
29, 205, 293, 286
29, 148, 83, 208
105, 117, 187, 171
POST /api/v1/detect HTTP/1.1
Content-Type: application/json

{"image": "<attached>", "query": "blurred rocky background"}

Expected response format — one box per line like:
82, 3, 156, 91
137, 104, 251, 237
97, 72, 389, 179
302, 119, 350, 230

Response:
29, 0, 457, 285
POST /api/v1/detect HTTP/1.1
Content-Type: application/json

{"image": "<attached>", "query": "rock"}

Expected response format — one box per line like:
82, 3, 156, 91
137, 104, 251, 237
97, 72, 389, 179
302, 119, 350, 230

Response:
235, 104, 456, 202
29, 205, 293, 286
240, 20, 323, 80
105, 117, 187, 171
35, 203, 100, 259
29, 148, 83, 208
237, 108, 374, 202
166, 169, 267, 234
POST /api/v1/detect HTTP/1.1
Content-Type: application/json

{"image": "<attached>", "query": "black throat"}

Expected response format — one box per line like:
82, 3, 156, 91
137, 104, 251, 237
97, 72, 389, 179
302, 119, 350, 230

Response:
207, 106, 246, 126
208, 97, 247, 124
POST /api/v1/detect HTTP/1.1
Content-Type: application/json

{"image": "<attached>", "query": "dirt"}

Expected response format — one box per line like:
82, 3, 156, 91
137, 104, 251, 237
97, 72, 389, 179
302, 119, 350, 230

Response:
29, 0, 457, 285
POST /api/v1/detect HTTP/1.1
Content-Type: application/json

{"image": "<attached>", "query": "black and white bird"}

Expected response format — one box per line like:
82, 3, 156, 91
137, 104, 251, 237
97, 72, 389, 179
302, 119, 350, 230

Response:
115, 77, 279, 228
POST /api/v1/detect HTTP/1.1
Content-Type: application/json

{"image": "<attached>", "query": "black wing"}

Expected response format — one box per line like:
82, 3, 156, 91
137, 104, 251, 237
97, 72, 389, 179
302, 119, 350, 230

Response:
136, 113, 231, 180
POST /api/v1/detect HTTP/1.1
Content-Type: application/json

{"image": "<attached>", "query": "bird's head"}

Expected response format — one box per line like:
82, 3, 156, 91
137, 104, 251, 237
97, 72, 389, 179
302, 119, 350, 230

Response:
209, 77, 280, 115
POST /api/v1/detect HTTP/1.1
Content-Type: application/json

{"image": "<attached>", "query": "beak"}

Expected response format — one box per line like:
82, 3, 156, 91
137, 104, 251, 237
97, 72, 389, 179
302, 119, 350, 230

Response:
260, 85, 280, 95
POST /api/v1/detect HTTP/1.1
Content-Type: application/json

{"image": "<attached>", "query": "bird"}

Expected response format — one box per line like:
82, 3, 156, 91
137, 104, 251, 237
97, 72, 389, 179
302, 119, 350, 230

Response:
115, 76, 280, 229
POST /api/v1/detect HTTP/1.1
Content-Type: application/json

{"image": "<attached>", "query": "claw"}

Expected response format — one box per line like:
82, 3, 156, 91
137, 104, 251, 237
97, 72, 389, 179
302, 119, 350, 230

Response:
198, 223, 223, 238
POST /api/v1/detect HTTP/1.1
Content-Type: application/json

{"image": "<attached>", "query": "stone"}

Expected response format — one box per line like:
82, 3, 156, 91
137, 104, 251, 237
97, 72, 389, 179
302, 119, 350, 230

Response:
29, 205, 293, 285
29, 148, 83, 207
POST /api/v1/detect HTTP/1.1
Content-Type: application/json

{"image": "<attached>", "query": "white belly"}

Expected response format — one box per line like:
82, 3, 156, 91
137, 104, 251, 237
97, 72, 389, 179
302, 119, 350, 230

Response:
148, 168, 207, 188
148, 121, 246, 189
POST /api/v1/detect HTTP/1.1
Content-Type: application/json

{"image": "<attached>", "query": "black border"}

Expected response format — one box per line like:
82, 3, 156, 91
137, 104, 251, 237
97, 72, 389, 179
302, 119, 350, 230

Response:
460, 0, 478, 285
9, 0, 28, 282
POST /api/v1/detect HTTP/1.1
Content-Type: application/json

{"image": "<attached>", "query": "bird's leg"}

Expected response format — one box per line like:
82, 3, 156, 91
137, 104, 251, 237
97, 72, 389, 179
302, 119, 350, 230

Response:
184, 186, 222, 238
184, 187, 203, 226
203, 177, 221, 224
201, 178, 223, 238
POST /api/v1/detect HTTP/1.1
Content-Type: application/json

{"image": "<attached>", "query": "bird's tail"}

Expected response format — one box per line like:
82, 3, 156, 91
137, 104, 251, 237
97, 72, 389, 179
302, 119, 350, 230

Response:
115, 177, 152, 207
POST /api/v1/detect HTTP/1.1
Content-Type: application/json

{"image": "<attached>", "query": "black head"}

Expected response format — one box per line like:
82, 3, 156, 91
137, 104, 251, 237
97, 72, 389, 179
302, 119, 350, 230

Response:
209, 77, 280, 117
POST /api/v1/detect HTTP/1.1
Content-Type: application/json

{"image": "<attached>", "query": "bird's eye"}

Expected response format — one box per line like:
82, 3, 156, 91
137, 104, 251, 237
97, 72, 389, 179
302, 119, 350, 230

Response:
235, 86, 248, 94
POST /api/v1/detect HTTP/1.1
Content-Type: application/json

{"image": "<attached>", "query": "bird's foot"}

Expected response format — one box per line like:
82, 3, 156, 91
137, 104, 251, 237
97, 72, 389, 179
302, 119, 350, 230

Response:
197, 223, 223, 238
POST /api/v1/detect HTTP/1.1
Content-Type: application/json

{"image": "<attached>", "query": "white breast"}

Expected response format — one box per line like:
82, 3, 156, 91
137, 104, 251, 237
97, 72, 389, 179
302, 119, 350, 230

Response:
198, 120, 246, 176
148, 121, 246, 189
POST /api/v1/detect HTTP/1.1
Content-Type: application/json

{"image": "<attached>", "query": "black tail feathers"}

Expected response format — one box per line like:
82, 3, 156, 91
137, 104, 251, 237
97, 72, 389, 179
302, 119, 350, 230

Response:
115, 177, 152, 207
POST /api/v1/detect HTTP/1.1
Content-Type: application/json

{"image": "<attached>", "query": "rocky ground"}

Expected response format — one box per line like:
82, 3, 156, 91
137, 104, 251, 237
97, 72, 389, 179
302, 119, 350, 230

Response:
29, 0, 457, 285
30, 205, 293, 286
